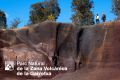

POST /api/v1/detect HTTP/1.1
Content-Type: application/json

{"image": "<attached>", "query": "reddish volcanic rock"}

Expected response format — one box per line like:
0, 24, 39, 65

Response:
0, 21, 120, 80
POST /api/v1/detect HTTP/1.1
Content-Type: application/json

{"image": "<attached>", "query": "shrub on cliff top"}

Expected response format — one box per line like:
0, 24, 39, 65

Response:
29, 0, 60, 24
0, 10, 7, 29
71, 0, 94, 26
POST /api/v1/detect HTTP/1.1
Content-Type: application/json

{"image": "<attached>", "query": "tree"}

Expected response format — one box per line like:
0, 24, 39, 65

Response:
10, 18, 21, 29
71, 0, 94, 26
29, 0, 60, 24
0, 10, 7, 29
112, 0, 120, 18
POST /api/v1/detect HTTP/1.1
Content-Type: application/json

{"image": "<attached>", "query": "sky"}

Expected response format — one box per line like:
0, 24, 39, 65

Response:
0, 0, 116, 28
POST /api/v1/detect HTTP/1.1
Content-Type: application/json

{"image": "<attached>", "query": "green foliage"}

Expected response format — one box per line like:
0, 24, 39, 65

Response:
112, 0, 120, 18
71, 0, 94, 26
10, 18, 21, 29
29, 0, 60, 24
0, 10, 7, 29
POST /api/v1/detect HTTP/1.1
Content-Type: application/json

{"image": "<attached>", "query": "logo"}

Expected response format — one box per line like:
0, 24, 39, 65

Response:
5, 61, 14, 71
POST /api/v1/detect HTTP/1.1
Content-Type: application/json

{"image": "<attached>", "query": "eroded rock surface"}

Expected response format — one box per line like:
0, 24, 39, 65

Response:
0, 21, 120, 80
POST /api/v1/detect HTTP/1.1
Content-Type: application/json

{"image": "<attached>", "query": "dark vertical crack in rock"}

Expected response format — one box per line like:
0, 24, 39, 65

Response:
52, 23, 62, 67
76, 28, 84, 57
75, 28, 84, 70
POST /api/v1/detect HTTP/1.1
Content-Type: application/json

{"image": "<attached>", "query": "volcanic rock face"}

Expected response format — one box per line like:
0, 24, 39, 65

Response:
0, 21, 120, 80
0, 21, 78, 79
